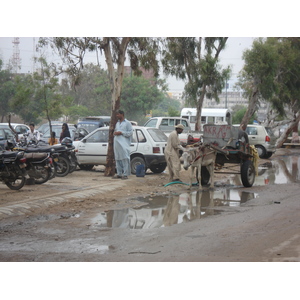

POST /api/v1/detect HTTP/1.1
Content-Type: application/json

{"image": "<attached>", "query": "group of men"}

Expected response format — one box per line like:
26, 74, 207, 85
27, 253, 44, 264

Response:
112, 110, 184, 182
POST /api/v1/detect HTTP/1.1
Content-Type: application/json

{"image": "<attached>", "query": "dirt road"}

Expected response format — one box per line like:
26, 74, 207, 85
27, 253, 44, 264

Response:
0, 148, 299, 262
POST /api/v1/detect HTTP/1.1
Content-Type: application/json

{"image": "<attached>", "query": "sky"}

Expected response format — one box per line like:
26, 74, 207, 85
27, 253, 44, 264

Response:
0, 36, 255, 91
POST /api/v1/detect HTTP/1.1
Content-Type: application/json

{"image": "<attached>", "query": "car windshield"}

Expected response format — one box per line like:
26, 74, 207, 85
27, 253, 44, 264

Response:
78, 123, 99, 132
147, 128, 167, 142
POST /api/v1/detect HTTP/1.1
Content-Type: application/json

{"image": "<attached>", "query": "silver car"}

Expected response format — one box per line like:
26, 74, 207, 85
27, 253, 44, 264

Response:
245, 124, 276, 158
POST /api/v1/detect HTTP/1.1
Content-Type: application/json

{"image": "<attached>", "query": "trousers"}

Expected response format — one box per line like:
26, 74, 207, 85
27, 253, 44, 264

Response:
116, 158, 131, 176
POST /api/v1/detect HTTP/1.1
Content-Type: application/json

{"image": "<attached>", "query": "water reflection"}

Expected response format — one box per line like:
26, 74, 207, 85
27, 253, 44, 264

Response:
241, 155, 300, 186
92, 189, 257, 230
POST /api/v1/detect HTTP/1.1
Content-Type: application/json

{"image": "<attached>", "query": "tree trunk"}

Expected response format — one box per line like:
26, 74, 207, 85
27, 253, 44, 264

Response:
240, 86, 259, 130
195, 87, 206, 131
103, 38, 130, 177
276, 113, 300, 148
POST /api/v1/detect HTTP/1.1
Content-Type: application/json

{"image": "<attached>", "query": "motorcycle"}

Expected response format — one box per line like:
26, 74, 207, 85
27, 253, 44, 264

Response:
23, 151, 53, 184
0, 150, 27, 190
60, 137, 78, 173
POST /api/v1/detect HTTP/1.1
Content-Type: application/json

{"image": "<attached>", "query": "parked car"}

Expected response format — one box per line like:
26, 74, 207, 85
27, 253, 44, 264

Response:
0, 126, 16, 150
77, 116, 110, 133
234, 124, 276, 158
0, 123, 30, 140
73, 126, 168, 174
36, 121, 63, 134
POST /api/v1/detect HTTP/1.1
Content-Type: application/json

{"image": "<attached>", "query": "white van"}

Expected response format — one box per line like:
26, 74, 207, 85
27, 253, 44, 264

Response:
180, 108, 232, 131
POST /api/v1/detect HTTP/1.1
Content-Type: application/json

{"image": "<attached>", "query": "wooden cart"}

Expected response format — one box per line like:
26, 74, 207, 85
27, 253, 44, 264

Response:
202, 124, 257, 187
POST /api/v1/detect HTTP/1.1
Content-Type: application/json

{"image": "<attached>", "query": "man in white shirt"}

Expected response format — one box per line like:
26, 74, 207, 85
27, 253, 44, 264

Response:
27, 123, 40, 142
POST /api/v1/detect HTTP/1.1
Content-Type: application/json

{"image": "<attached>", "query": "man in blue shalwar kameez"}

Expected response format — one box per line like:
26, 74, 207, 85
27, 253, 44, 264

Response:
112, 110, 133, 179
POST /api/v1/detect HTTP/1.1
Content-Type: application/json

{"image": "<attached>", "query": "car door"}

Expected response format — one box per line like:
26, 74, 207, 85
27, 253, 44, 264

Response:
246, 126, 261, 145
76, 129, 109, 164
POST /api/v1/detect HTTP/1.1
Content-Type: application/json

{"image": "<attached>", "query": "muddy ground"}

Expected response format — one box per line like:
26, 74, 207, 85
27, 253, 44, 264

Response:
0, 148, 299, 263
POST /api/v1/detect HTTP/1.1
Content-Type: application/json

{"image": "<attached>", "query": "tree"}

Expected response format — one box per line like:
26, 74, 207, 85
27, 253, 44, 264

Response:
162, 37, 231, 131
39, 37, 161, 176
11, 56, 69, 128
237, 38, 300, 146
0, 60, 15, 122
231, 105, 257, 124
120, 75, 165, 124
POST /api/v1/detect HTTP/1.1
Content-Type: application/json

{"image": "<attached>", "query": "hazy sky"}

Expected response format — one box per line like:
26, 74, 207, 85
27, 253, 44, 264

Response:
0, 37, 255, 91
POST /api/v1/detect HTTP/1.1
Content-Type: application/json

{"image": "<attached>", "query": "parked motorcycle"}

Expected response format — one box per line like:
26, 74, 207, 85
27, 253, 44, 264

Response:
0, 150, 27, 190
23, 152, 53, 184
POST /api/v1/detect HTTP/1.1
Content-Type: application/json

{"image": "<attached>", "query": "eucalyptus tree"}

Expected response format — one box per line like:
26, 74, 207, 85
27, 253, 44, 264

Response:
12, 56, 69, 131
237, 38, 300, 146
0, 59, 15, 122
39, 37, 161, 176
161, 37, 231, 131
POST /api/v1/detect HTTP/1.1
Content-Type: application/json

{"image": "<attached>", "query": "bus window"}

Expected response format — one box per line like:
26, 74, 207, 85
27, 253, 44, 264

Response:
201, 116, 206, 124
207, 116, 215, 124
190, 116, 196, 123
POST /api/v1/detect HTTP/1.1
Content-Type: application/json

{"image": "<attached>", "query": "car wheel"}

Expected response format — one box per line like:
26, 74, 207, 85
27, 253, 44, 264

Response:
149, 162, 166, 173
79, 164, 94, 171
255, 145, 266, 158
264, 152, 273, 159
130, 156, 145, 175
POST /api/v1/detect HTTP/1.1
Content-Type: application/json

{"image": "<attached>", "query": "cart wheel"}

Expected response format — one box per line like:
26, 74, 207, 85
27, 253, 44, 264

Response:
241, 160, 255, 187
200, 166, 210, 186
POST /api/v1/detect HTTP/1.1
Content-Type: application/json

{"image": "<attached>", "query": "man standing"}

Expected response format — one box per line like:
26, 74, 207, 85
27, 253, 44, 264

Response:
113, 110, 133, 180
164, 124, 185, 182
27, 123, 40, 142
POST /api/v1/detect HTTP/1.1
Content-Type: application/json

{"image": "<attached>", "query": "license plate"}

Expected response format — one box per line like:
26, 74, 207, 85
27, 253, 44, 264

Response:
54, 158, 59, 162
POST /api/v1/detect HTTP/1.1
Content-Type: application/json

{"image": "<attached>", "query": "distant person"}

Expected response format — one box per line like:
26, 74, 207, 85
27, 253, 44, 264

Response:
112, 110, 133, 180
27, 123, 40, 142
48, 131, 58, 145
60, 123, 71, 142
164, 124, 185, 182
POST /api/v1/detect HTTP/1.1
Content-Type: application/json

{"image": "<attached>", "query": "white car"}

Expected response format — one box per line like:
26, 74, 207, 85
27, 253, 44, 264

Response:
234, 124, 276, 158
0, 123, 30, 140
73, 126, 168, 174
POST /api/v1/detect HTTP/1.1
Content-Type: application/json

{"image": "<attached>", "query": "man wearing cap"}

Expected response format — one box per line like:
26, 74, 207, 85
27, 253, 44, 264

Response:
164, 123, 185, 182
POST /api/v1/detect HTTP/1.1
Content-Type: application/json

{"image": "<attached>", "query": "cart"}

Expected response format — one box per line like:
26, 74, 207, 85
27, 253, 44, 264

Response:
201, 124, 257, 187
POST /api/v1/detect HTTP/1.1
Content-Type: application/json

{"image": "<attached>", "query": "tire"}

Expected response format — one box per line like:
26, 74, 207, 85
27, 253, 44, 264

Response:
238, 130, 249, 144
264, 152, 273, 159
200, 166, 210, 186
255, 145, 266, 158
241, 160, 255, 187
130, 156, 145, 175
5, 176, 26, 190
149, 162, 166, 173
34, 166, 51, 184
79, 164, 94, 171
55, 156, 70, 177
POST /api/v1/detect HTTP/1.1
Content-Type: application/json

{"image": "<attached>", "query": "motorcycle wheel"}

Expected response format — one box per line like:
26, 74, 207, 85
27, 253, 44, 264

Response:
55, 156, 70, 177
34, 166, 52, 184
5, 176, 26, 190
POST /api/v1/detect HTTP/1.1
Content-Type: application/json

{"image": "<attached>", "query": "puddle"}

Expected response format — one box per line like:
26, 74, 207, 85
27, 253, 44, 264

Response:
92, 189, 258, 230
91, 154, 299, 230
232, 155, 300, 186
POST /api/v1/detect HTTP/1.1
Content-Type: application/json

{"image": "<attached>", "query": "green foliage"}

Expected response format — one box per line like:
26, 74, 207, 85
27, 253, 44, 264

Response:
162, 38, 231, 105
232, 105, 257, 124
151, 95, 181, 118
0, 59, 16, 121
120, 75, 166, 124
237, 37, 300, 117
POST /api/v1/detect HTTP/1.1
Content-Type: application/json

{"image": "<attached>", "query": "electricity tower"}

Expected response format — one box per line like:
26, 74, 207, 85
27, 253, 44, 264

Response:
11, 37, 21, 73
